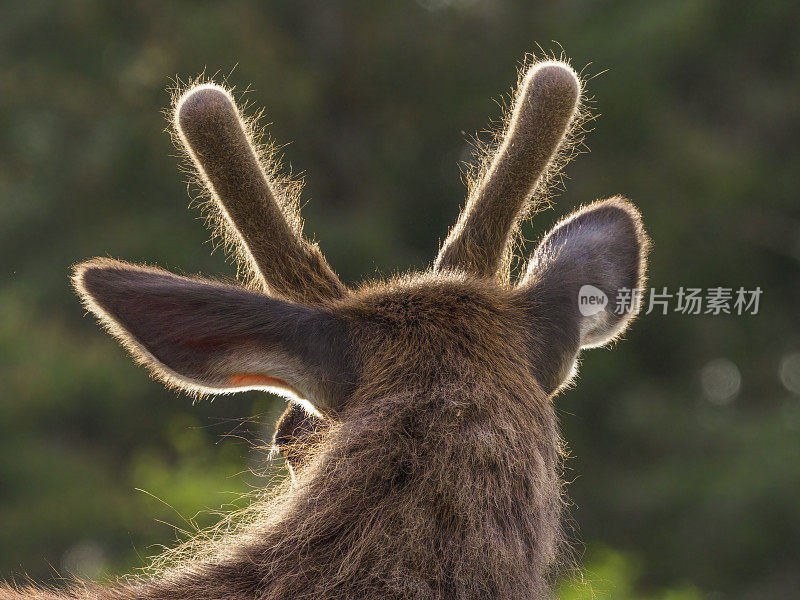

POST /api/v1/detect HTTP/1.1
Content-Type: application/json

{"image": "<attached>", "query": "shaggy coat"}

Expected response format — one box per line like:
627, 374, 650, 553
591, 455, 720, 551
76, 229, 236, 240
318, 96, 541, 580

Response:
2, 57, 649, 600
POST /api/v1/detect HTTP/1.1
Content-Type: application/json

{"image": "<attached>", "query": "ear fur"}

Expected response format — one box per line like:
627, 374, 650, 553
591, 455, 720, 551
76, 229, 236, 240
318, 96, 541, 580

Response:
72, 258, 355, 411
272, 402, 330, 477
518, 197, 649, 391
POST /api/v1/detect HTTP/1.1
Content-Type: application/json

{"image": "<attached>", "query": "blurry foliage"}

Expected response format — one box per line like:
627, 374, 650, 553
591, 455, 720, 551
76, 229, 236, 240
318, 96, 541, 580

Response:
560, 546, 703, 600
1, 1, 799, 599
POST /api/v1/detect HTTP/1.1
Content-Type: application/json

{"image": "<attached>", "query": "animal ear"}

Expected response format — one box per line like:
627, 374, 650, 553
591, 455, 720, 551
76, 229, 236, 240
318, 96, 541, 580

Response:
518, 198, 649, 390
272, 402, 329, 478
72, 259, 355, 412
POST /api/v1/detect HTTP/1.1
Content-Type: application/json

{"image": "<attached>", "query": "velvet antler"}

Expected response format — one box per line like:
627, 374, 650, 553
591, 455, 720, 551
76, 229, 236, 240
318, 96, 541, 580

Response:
435, 62, 581, 279
175, 84, 347, 304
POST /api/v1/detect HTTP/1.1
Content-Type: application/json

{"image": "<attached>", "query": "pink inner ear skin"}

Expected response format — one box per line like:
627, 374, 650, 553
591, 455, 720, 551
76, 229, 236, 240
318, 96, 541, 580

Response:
229, 373, 289, 388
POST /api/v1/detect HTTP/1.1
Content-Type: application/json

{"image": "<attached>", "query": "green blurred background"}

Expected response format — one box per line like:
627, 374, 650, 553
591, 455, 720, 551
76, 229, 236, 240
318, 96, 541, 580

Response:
1, 1, 799, 599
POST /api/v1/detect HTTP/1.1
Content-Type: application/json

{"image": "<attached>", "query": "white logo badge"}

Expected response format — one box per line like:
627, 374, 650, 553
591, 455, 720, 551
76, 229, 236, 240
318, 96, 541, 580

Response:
578, 285, 608, 317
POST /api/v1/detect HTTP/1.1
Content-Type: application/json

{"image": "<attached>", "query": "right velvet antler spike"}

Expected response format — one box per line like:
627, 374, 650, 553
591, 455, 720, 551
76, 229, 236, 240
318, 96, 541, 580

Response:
435, 61, 581, 279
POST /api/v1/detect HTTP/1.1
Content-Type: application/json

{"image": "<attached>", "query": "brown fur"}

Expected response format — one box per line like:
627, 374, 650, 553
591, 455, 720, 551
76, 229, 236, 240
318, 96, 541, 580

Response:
3, 57, 649, 600
273, 402, 329, 476
435, 61, 581, 280
175, 84, 347, 304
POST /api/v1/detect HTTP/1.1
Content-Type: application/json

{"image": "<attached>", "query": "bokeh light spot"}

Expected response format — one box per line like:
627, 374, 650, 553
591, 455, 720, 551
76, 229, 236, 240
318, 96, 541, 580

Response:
61, 539, 107, 579
700, 358, 741, 404
779, 352, 800, 395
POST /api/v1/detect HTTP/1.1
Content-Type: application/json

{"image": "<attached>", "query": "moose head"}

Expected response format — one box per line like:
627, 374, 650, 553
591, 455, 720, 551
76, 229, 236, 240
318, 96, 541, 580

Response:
24, 58, 648, 600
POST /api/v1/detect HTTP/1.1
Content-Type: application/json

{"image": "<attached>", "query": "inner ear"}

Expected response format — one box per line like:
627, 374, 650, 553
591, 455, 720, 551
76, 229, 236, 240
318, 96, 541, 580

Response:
518, 198, 649, 389
73, 258, 356, 412
230, 373, 293, 392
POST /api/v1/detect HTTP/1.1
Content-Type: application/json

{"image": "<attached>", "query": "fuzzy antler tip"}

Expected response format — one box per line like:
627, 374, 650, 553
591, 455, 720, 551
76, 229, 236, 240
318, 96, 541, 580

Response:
523, 61, 580, 96
515, 61, 581, 130
174, 83, 238, 137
